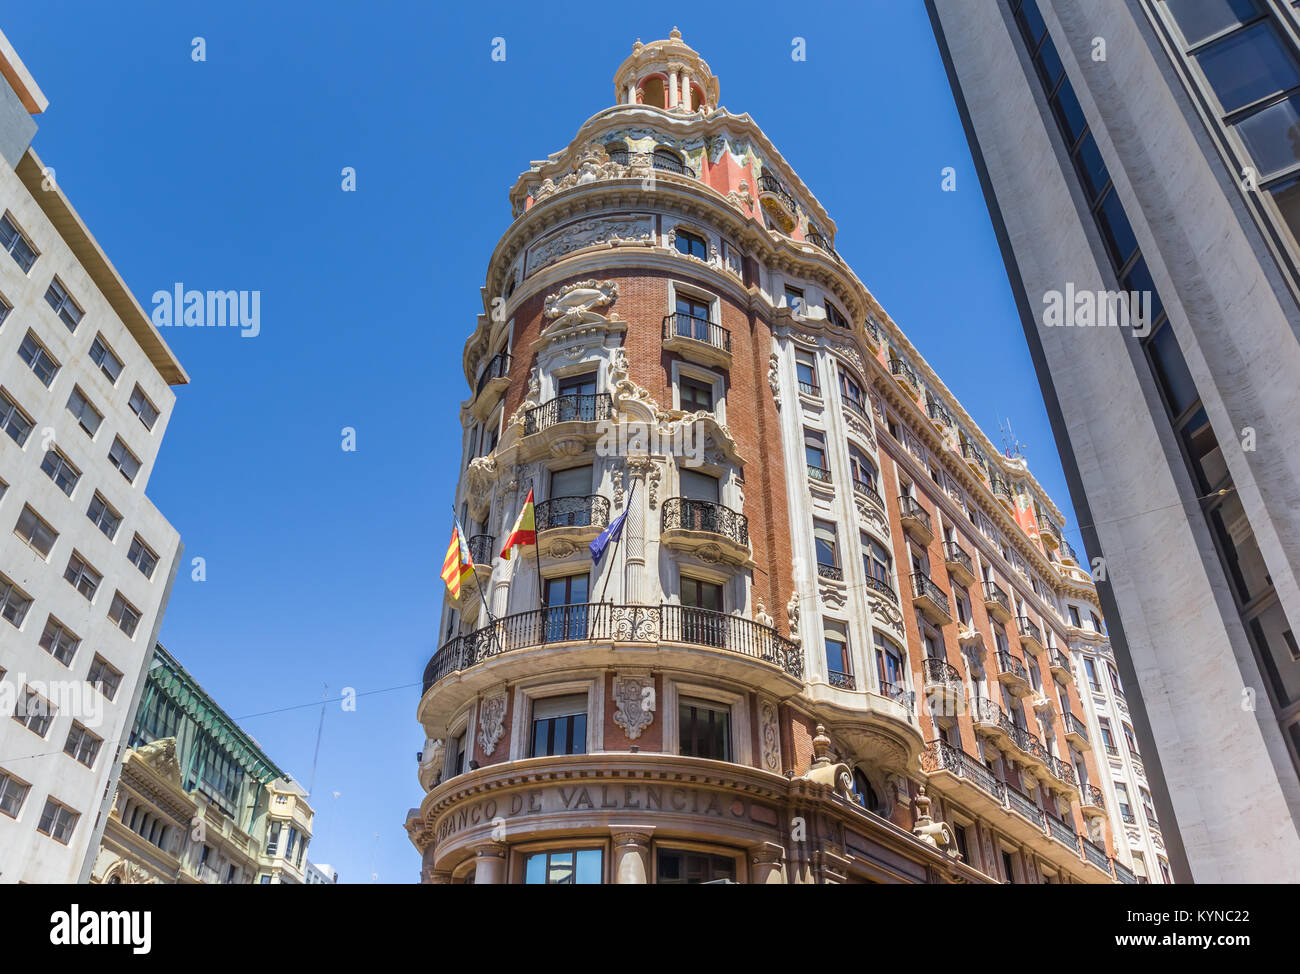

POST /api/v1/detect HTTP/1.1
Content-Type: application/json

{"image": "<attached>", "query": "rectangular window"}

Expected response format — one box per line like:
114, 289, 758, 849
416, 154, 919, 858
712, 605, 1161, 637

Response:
66, 387, 103, 437
679, 374, 715, 413
0, 293, 9, 326
875, 631, 905, 692
64, 552, 102, 601
814, 519, 839, 570
784, 284, 805, 314
39, 617, 80, 666
87, 655, 123, 700
0, 573, 33, 629
128, 384, 161, 430
678, 697, 731, 761
1068, 605, 1082, 628
266, 821, 282, 855
795, 350, 819, 394
41, 448, 81, 496
826, 301, 849, 329
89, 335, 123, 384
44, 278, 84, 332
15, 504, 58, 558
108, 436, 142, 483
64, 723, 103, 768
656, 849, 737, 885
1, 389, 34, 446
128, 535, 159, 579
523, 848, 603, 884
86, 493, 122, 540
1099, 716, 1117, 754
0, 769, 30, 819
108, 591, 142, 638
543, 573, 589, 641
679, 469, 720, 503
15, 687, 54, 737
18, 332, 60, 387
37, 799, 79, 844
0, 213, 38, 271
825, 622, 851, 678
530, 693, 588, 757
805, 429, 828, 477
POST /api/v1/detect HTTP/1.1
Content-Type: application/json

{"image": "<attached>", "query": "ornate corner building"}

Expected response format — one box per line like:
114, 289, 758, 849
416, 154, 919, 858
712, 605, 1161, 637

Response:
89, 644, 316, 885
407, 30, 1133, 884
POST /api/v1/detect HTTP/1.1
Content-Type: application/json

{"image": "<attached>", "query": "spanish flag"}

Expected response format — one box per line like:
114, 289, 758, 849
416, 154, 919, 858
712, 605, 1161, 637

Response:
440, 521, 474, 599
499, 489, 537, 559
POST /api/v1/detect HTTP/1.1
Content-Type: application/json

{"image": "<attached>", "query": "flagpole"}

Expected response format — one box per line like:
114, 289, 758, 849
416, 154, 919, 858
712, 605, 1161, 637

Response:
532, 489, 546, 613
597, 479, 635, 604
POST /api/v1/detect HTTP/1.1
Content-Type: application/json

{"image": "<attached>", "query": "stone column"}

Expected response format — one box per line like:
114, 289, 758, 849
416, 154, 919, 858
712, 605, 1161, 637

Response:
611, 827, 654, 883
681, 72, 692, 110
668, 67, 680, 109
624, 458, 651, 604
472, 841, 508, 884
626, 82, 636, 105
749, 841, 787, 884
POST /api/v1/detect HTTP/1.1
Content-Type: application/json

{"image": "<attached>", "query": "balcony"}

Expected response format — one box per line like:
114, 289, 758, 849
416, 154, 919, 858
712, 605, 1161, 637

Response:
1081, 784, 1106, 819
996, 650, 1031, 696
960, 441, 987, 478
798, 379, 821, 398
1037, 515, 1061, 550
982, 580, 1012, 623
1064, 712, 1090, 750
878, 681, 916, 714
807, 464, 833, 487
990, 476, 1014, 508
897, 495, 933, 546
943, 541, 976, 587
1060, 539, 1080, 566
852, 478, 885, 514
1048, 754, 1077, 789
1145, 807, 1161, 830
536, 495, 610, 542
910, 571, 952, 626
804, 229, 836, 256
422, 602, 802, 695
662, 312, 731, 368
472, 352, 511, 416
922, 739, 1008, 815
865, 574, 898, 604
1006, 785, 1046, 829
920, 656, 963, 708
661, 497, 750, 565
1003, 719, 1050, 769
1046, 814, 1080, 854
1082, 837, 1112, 875
1049, 648, 1073, 680
1016, 616, 1044, 654
757, 172, 798, 229
1114, 861, 1138, 884
972, 696, 1008, 742
652, 152, 696, 178
522, 392, 613, 445
925, 399, 952, 430
888, 358, 920, 397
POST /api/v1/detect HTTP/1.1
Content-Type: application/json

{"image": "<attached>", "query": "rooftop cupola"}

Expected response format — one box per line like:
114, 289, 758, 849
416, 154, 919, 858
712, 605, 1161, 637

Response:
612, 28, 718, 114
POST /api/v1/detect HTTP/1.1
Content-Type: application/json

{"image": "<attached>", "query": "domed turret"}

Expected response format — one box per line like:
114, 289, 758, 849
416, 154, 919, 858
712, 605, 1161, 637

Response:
612, 27, 718, 113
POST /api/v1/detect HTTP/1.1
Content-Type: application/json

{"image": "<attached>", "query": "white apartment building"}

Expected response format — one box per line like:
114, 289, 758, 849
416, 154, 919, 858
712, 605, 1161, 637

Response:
0, 30, 187, 883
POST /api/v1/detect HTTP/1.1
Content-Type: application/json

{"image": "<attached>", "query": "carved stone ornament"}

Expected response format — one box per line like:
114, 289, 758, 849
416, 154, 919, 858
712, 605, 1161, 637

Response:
754, 599, 774, 629
612, 673, 655, 740
867, 591, 905, 635
543, 279, 619, 330
136, 737, 183, 785
611, 464, 625, 509
818, 578, 847, 608
786, 590, 801, 644
911, 785, 957, 856
545, 539, 581, 559
608, 347, 661, 414
477, 691, 508, 757
528, 216, 654, 273
759, 700, 781, 772
769, 353, 781, 410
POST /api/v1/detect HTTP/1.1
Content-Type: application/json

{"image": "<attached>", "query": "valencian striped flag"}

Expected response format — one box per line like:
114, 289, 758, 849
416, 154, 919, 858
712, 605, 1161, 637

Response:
440, 521, 474, 599
499, 488, 538, 560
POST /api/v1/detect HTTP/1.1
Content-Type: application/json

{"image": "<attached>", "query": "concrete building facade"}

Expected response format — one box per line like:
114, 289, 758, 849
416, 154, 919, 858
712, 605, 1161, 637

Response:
407, 30, 1130, 884
0, 30, 187, 884
927, 0, 1300, 882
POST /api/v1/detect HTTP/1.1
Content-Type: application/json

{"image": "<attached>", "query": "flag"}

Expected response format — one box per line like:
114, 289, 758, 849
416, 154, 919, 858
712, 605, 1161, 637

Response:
590, 481, 634, 565
499, 489, 537, 560
440, 521, 473, 599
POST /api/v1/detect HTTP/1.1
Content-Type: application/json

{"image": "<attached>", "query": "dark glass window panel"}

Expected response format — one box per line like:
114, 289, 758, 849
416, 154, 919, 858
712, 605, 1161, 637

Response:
1147, 322, 1198, 416
1097, 188, 1140, 267
1166, 0, 1262, 46
1208, 501, 1261, 604
825, 636, 850, 675
557, 373, 597, 396
1268, 171, 1300, 245
679, 700, 731, 761
1194, 21, 1300, 114
1015, 0, 1049, 48
1249, 607, 1300, 708
674, 232, 707, 260
680, 375, 714, 412
1051, 82, 1089, 147
1234, 93, 1300, 177
1181, 407, 1230, 491
1121, 256, 1166, 325
1035, 35, 1065, 90
1072, 131, 1111, 200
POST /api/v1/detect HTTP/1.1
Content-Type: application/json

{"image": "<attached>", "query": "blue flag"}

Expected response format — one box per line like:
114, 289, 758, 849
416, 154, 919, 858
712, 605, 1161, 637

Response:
590, 482, 634, 564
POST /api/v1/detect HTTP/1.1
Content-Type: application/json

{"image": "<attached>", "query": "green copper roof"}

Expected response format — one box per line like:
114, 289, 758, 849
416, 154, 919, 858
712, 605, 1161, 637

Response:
148, 644, 286, 783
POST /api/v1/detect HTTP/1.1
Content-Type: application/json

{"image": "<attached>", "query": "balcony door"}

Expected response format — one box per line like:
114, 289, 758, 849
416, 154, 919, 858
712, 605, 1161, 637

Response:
544, 572, 590, 642
679, 470, 721, 532
680, 575, 724, 647
548, 465, 594, 527
556, 372, 597, 421
674, 294, 711, 341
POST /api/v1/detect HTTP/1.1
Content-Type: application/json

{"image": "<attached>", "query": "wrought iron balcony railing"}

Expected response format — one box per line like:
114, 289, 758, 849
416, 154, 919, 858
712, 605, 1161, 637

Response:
423, 602, 803, 693
1050, 755, 1077, 787
828, 670, 855, 691
926, 399, 952, 427
1006, 785, 1045, 827
997, 650, 1027, 683
1065, 712, 1089, 742
911, 571, 950, 612
798, 380, 821, 397
817, 562, 844, 582
922, 740, 1007, 804
943, 541, 973, 577
1114, 861, 1137, 884
475, 352, 511, 398
983, 580, 1011, 613
652, 153, 696, 178
852, 478, 884, 508
758, 171, 797, 213
468, 534, 494, 566
1017, 615, 1043, 645
972, 696, 1004, 726
661, 497, 749, 547
842, 394, 869, 419
1084, 784, 1105, 808
888, 357, 919, 390
865, 574, 897, 603
536, 495, 610, 532
805, 229, 835, 254
990, 477, 1013, 501
662, 312, 731, 352
523, 393, 613, 436
921, 657, 962, 686
898, 495, 931, 531
807, 464, 832, 484
1047, 814, 1080, 851
1082, 837, 1111, 873
879, 682, 916, 713
1051, 647, 1072, 673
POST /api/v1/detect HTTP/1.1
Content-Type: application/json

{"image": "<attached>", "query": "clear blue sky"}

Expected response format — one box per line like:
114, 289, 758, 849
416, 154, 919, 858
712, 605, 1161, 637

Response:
3, 0, 1084, 883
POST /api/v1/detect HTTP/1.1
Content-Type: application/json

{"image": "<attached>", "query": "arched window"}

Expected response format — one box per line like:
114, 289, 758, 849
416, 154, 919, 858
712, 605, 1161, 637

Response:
852, 768, 882, 812
604, 142, 629, 167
